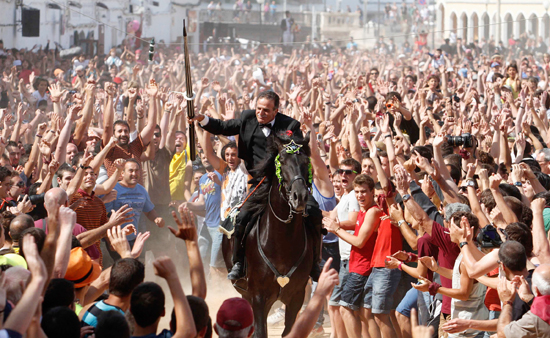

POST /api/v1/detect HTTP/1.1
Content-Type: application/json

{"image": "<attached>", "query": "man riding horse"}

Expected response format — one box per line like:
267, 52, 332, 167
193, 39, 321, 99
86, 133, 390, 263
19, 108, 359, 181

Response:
191, 90, 322, 281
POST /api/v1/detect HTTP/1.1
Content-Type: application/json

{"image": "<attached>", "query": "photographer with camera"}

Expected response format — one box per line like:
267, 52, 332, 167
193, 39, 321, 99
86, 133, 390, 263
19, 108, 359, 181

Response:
0, 166, 33, 215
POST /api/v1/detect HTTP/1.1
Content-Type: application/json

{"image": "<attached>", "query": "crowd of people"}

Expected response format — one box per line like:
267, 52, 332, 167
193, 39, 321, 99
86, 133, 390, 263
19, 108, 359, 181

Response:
1, 11, 550, 338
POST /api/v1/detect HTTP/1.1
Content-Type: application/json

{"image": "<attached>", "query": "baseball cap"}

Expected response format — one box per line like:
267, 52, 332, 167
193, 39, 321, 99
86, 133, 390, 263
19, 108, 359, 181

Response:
64, 247, 101, 288
113, 77, 123, 84
75, 65, 85, 72
87, 130, 101, 140
490, 62, 500, 68
54, 69, 64, 77
216, 298, 253, 331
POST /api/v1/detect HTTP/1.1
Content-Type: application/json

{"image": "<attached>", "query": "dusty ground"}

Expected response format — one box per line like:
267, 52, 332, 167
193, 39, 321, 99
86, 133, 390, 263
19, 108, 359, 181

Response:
142, 252, 332, 338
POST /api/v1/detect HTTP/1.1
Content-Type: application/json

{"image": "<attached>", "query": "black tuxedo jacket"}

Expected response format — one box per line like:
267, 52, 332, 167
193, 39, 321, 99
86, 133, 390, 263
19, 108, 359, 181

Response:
200, 110, 302, 174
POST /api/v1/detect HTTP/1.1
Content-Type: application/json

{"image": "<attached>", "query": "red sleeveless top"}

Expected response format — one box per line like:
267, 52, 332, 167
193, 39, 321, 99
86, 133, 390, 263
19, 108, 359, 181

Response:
349, 205, 379, 276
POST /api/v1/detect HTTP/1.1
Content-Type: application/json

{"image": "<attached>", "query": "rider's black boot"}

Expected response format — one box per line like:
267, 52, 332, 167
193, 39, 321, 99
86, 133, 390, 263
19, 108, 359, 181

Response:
228, 223, 247, 281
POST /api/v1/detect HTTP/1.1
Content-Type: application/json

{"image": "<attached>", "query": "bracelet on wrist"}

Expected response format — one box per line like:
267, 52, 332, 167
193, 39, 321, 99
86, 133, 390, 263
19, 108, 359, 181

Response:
398, 261, 403, 270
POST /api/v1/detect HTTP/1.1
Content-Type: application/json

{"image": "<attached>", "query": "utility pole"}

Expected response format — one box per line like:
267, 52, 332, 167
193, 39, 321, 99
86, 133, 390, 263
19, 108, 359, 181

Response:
432, 0, 435, 50
363, 0, 368, 38
377, 0, 380, 39
497, 0, 501, 42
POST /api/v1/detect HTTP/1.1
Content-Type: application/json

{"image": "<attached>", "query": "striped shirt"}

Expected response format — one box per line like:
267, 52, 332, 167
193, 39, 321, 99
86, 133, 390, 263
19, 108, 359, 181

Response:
104, 135, 144, 178
70, 189, 108, 264
81, 300, 125, 328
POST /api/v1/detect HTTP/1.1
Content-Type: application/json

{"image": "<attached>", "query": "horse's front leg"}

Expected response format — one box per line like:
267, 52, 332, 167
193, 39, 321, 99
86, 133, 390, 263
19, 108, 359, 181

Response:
250, 294, 272, 338
282, 289, 306, 337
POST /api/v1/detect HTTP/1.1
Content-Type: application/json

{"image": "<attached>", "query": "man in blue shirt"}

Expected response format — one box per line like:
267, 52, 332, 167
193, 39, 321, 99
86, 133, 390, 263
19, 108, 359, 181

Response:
183, 152, 224, 279
105, 159, 164, 261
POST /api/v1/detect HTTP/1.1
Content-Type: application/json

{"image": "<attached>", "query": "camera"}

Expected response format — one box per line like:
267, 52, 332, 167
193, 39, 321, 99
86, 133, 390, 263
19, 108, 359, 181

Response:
477, 224, 504, 248
19, 193, 45, 205
447, 133, 474, 148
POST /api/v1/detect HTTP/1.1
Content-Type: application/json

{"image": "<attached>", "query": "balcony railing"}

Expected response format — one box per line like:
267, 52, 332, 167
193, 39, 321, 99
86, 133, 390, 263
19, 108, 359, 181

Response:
198, 8, 361, 28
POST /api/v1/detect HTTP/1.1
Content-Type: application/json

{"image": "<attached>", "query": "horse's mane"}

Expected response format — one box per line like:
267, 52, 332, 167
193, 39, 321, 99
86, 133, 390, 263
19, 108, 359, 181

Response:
242, 132, 311, 221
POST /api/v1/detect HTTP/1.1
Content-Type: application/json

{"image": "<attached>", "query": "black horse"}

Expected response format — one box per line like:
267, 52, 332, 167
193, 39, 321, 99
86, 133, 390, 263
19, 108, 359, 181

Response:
222, 132, 315, 338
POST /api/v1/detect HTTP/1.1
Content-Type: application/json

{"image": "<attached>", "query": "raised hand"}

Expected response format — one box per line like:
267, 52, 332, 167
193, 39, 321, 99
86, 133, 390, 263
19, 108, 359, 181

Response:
104, 82, 116, 96
128, 88, 138, 101
17, 195, 33, 214
68, 104, 83, 121
169, 205, 198, 242
154, 217, 165, 228
147, 79, 159, 97
489, 173, 503, 190
131, 231, 150, 259
113, 158, 125, 172
419, 256, 439, 272
153, 256, 177, 280
107, 225, 131, 258
212, 81, 221, 92
78, 148, 93, 167
109, 204, 134, 226
58, 206, 77, 229
22, 234, 47, 279
393, 165, 411, 193
315, 257, 339, 297
37, 122, 48, 136
200, 77, 209, 89
48, 83, 67, 102
391, 250, 409, 261
497, 275, 517, 303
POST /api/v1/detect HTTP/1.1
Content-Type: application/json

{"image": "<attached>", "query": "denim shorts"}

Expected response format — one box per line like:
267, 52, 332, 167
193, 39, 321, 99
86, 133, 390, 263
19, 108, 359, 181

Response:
328, 260, 349, 306
395, 287, 418, 318
321, 242, 341, 273
363, 267, 402, 314
340, 272, 370, 311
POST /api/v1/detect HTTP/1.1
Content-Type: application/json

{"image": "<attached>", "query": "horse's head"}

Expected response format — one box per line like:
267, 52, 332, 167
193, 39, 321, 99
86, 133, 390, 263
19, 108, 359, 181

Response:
272, 132, 312, 213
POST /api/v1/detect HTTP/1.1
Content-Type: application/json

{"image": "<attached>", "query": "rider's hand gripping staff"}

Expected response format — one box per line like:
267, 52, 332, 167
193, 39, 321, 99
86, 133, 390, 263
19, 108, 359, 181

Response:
183, 19, 197, 161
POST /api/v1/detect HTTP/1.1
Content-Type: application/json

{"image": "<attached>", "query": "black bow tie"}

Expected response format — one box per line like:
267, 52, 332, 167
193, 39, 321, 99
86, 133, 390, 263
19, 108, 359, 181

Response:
259, 123, 272, 129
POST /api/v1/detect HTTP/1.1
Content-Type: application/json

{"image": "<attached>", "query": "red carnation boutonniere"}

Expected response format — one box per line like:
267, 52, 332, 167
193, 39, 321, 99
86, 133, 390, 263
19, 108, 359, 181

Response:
286, 130, 293, 137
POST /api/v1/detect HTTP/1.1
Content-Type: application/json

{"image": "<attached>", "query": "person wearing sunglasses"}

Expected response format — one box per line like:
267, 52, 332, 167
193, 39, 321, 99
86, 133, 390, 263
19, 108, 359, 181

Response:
323, 158, 361, 328
7, 175, 26, 203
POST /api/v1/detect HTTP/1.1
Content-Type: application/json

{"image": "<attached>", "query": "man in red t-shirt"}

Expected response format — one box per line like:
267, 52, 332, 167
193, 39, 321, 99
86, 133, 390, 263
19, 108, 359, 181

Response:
362, 185, 403, 338
323, 174, 381, 338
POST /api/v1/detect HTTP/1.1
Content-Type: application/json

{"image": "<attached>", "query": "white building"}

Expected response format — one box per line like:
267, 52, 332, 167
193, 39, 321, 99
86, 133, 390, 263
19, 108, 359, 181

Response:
436, 0, 550, 45
0, 0, 200, 54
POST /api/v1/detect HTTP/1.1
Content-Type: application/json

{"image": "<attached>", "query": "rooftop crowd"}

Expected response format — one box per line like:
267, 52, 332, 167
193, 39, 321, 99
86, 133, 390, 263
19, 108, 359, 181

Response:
0, 6, 550, 338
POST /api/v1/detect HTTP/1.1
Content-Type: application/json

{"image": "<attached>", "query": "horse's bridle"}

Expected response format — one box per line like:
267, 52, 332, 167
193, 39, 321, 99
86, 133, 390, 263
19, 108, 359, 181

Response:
268, 181, 308, 224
